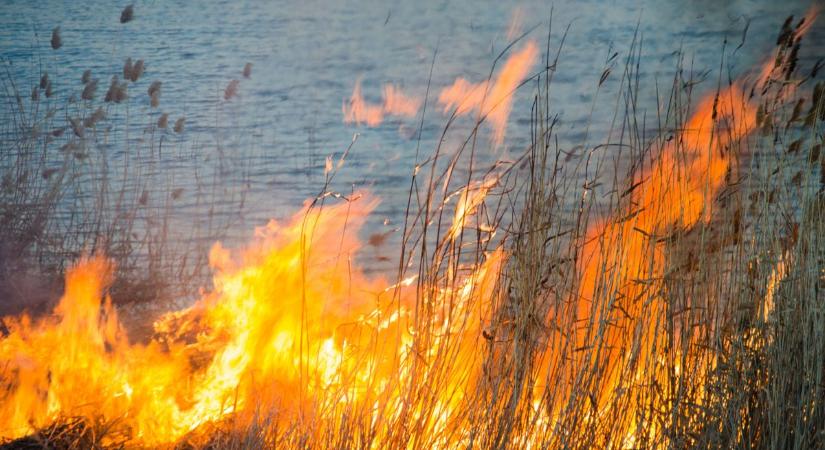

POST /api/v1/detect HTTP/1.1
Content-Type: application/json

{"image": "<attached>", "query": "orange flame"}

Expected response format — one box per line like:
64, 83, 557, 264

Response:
0, 189, 506, 445
506, 7, 525, 42
553, 8, 817, 442
0, 9, 817, 448
343, 79, 421, 126
439, 40, 538, 144
447, 176, 498, 241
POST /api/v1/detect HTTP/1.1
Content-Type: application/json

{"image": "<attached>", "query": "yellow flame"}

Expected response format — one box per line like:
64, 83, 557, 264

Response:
0, 190, 506, 445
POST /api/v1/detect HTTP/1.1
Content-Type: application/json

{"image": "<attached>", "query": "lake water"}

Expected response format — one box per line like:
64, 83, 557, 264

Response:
1, 0, 822, 277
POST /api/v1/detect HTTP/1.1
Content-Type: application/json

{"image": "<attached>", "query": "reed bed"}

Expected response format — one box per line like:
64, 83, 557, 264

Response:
0, 25, 250, 319
0, 7, 823, 450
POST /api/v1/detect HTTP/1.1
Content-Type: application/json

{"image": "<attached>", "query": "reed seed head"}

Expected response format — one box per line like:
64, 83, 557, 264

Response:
81, 79, 98, 101
105, 75, 128, 103
225, 79, 240, 100
173, 117, 185, 133
123, 58, 133, 79
83, 107, 106, 128
50, 27, 62, 50
69, 117, 84, 138
129, 59, 144, 82
120, 4, 134, 24
148, 81, 161, 108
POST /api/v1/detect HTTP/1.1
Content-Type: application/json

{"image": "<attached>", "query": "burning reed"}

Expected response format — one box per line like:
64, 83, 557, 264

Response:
0, 0, 249, 369
1, 6, 824, 450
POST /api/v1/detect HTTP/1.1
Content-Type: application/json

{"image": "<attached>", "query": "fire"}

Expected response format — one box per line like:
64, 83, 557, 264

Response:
345, 38, 537, 144
554, 80, 757, 443
0, 189, 505, 445
447, 176, 498, 242
0, 196, 387, 443
343, 79, 421, 126
506, 7, 525, 42
0, 8, 818, 448
551, 8, 818, 444
438, 40, 538, 144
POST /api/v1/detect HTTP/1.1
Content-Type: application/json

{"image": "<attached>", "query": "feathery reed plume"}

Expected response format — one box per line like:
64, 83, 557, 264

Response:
44, 81, 53, 98
146, 80, 163, 108
129, 59, 144, 82
31, 86, 39, 101
148, 81, 161, 107
50, 27, 61, 49
173, 117, 185, 133
105, 75, 128, 103
224, 79, 240, 100
243, 63, 252, 78
81, 79, 98, 101
157, 113, 169, 129
41, 168, 60, 180
808, 81, 825, 122
68, 117, 84, 138
123, 58, 133, 79
81, 69, 92, 84
120, 4, 134, 24
83, 107, 105, 128
39, 73, 49, 89
59, 141, 76, 153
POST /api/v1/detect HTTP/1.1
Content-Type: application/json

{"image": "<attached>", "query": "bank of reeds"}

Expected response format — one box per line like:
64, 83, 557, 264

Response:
1, 8, 823, 450
0, 40, 249, 320
204, 16, 822, 449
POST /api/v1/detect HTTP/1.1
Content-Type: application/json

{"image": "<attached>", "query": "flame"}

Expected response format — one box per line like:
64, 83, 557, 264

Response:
343, 79, 421, 126
548, 9, 818, 444
1, 196, 390, 443
506, 7, 525, 42
439, 41, 538, 144
0, 189, 506, 445
558, 81, 756, 441
447, 176, 498, 241
0, 9, 817, 448
762, 251, 789, 321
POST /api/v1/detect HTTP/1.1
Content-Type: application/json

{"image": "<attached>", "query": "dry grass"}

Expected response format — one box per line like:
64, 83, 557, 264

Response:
0, 28, 249, 318
1, 8, 824, 450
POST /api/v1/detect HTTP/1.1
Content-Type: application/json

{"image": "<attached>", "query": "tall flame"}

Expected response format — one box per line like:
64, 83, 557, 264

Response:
551, 8, 817, 443
0, 189, 505, 445
0, 9, 818, 448
439, 41, 539, 144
